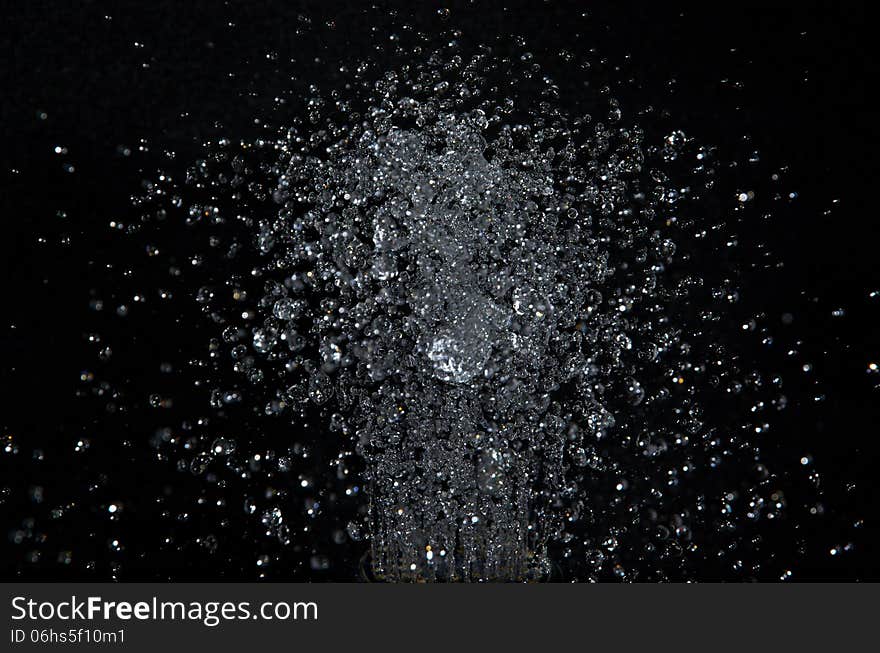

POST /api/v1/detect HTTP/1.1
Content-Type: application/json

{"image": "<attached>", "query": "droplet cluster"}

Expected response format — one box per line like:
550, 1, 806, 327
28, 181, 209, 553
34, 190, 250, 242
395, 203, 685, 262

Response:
104, 28, 846, 581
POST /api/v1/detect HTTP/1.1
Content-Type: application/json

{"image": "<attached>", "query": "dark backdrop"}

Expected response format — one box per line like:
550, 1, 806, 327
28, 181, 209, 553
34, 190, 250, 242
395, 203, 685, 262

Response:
1, 1, 876, 580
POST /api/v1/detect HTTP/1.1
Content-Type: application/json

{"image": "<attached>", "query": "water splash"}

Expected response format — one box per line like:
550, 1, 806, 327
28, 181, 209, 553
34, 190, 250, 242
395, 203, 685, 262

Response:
33, 19, 856, 582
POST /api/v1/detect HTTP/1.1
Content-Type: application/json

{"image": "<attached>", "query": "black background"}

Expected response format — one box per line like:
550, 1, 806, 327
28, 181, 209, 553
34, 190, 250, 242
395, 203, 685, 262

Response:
1, 1, 877, 580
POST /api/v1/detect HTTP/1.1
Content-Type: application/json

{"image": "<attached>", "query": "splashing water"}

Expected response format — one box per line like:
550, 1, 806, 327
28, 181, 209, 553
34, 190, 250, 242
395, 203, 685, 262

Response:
59, 21, 857, 582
